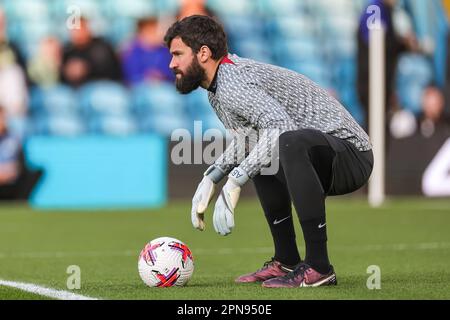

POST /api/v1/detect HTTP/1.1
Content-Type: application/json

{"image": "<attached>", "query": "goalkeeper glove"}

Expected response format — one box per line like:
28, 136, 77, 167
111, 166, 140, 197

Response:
213, 167, 249, 236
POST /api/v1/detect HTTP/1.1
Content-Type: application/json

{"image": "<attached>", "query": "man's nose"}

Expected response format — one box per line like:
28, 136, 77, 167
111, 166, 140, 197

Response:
169, 58, 177, 70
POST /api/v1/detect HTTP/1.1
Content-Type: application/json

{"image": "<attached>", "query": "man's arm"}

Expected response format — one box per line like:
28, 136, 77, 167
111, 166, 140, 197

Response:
229, 85, 297, 182
212, 85, 297, 235
205, 127, 251, 183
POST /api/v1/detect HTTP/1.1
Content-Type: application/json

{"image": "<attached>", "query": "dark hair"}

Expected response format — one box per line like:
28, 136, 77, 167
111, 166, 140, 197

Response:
164, 15, 228, 60
136, 17, 158, 32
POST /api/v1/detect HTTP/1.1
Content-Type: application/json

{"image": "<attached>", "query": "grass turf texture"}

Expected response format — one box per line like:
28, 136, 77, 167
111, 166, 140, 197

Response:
0, 198, 449, 300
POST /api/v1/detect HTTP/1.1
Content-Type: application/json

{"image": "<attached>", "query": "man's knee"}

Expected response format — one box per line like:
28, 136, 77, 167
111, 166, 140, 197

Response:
279, 129, 323, 159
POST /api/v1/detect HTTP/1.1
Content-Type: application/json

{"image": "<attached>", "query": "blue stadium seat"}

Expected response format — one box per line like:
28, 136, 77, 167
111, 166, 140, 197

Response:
207, 0, 255, 16
266, 16, 317, 40
396, 53, 433, 115
29, 84, 85, 136
32, 114, 85, 136
184, 90, 213, 119
88, 114, 137, 136
221, 15, 265, 40
105, 17, 135, 47
339, 85, 364, 126
29, 85, 79, 117
184, 91, 226, 133
155, 0, 179, 15
256, 0, 304, 16
131, 83, 185, 117
131, 83, 190, 136
273, 38, 320, 63
232, 39, 273, 63
2, 0, 49, 21
79, 81, 132, 117
50, 0, 102, 19
78, 81, 137, 135
285, 60, 331, 88
139, 113, 190, 136
104, 0, 157, 18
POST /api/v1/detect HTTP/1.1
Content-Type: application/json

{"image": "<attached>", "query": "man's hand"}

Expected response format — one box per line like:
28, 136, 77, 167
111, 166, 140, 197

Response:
191, 176, 215, 231
213, 167, 249, 236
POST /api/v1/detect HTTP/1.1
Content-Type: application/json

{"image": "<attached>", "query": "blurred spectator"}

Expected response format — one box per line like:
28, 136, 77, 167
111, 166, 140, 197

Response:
27, 37, 62, 88
121, 17, 174, 86
420, 86, 446, 137
444, 0, 450, 18
61, 17, 122, 87
0, 6, 28, 131
176, 0, 216, 20
0, 8, 26, 75
445, 32, 450, 120
357, 0, 419, 133
0, 63, 28, 120
0, 107, 42, 201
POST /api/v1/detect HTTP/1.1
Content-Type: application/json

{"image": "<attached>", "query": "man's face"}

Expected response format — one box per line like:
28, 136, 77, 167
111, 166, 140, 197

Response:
169, 37, 206, 94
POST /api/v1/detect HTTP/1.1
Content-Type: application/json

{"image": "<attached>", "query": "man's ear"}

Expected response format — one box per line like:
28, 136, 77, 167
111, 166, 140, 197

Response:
197, 45, 212, 63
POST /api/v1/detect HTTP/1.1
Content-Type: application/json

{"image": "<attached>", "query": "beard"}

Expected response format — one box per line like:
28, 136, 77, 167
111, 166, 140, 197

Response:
174, 57, 206, 94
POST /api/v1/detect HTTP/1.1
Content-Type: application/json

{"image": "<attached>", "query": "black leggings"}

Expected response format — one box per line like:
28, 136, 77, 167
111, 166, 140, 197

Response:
253, 129, 373, 265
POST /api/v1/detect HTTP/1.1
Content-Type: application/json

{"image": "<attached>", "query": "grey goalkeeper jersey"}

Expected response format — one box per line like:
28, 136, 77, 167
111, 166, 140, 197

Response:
207, 54, 372, 179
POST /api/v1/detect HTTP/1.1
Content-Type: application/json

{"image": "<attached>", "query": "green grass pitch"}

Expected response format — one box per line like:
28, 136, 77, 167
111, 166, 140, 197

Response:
0, 198, 449, 300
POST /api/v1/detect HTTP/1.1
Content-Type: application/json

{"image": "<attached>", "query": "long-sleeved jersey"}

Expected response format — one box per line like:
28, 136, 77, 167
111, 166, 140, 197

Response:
207, 54, 372, 179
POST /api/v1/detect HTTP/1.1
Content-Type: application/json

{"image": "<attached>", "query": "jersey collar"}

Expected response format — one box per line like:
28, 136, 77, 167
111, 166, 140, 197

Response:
207, 54, 234, 93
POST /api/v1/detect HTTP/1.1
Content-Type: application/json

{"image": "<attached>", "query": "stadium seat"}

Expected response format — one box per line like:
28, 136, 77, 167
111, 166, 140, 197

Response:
131, 82, 185, 117
155, 0, 179, 15
139, 113, 190, 136
184, 90, 212, 119
78, 81, 138, 135
105, 17, 136, 47
266, 16, 317, 40
273, 38, 320, 64
284, 60, 331, 88
50, 0, 102, 18
221, 15, 265, 40
207, 0, 255, 16
32, 114, 85, 136
29, 85, 79, 117
88, 114, 137, 136
104, 0, 157, 18
232, 39, 273, 63
2, 0, 50, 21
396, 53, 434, 115
256, 0, 304, 16
79, 81, 132, 117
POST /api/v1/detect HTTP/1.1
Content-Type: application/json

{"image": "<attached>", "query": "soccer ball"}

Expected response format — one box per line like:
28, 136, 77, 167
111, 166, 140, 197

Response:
138, 237, 194, 287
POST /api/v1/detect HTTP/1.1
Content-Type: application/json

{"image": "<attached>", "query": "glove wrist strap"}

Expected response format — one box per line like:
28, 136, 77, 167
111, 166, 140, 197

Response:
228, 167, 249, 186
204, 165, 226, 184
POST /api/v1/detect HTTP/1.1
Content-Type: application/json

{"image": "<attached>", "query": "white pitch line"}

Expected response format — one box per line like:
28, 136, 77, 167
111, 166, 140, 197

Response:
0, 279, 99, 300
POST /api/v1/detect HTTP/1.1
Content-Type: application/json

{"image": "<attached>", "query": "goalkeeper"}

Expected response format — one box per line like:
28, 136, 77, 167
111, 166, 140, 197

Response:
164, 16, 373, 288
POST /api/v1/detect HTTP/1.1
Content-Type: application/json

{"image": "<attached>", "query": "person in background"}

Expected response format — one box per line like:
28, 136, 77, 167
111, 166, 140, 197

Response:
356, 0, 419, 133
0, 7, 28, 130
419, 86, 447, 137
0, 107, 42, 201
61, 17, 122, 87
0, 8, 27, 76
27, 36, 62, 88
445, 29, 450, 121
121, 17, 174, 86
176, 0, 217, 20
